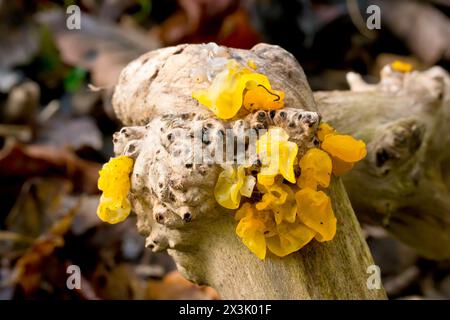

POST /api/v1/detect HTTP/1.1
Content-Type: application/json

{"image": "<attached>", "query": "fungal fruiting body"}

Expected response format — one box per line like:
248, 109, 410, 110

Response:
192, 59, 284, 119
97, 156, 134, 224
191, 56, 367, 259
215, 122, 365, 259
391, 60, 413, 73
214, 165, 256, 209
256, 128, 298, 186
319, 124, 367, 176
96, 45, 367, 261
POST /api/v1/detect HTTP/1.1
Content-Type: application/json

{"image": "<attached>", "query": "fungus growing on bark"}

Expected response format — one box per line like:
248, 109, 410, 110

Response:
98, 43, 386, 299
97, 156, 134, 224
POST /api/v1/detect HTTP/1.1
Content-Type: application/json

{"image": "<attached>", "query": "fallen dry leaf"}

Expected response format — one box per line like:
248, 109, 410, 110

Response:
0, 140, 101, 194
36, 9, 160, 88
10, 194, 79, 295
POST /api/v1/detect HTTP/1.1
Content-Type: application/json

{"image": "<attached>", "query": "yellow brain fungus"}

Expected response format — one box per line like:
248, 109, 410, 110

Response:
317, 122, 335, 142
214, 165, 256, 209
235, 203, 276, 260
322, 135, 367, 163
192, 60, 284, 119
391, 60, 413, 73
97, 49, 370, 262
229, 122, 366, 258
295, 188, 336, 242
212, 121, 353, 259
319, 123, 367, 176
265, 221, 316, 257
243, 85, 285, 111
256, 128, 298, 186
97, 156, 134, 224
94, 56, 370, 260
297, 148, 332, 190
256, 180, 297, 225
236, 202, 317, 259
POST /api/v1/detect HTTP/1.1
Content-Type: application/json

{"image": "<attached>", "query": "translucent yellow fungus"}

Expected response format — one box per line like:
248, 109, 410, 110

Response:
297, 148, 332, 190
256, 180, 297, 225
317, 123, 336, 142
266, 220, 316, 257
322, 134, 367, 162
199, 76, 367, 258
317, 123, 367, 176
243, 85, 285, 111
97, 195, 132, 225
235, 203, 276, 260
321, 134, 367, 176
97, 156, 134, 224
256, 128, 298, 186
391, 60, 413, 73
192, 60, 284, 119
295, 188, 336, 242
214, 165, 256, 209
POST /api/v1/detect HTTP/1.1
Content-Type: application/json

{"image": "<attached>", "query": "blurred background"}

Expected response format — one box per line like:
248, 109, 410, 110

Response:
0, 0, 449, 300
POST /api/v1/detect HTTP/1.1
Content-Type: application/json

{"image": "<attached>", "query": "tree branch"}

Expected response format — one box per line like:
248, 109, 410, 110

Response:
315, 65, 450, 259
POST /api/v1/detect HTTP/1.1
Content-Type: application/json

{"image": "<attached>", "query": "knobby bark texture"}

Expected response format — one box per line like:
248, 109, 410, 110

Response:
315, 65, 450, 260
111, 43, 386, 299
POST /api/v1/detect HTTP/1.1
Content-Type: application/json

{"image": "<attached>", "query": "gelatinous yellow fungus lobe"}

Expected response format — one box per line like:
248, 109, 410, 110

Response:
214, 165, 256, 209
97, 195, 132, 224
192, 60, 284, 119
256, 180, 297, 225
235, 203, 276, 260
266, 221, 316, 257
329, 157, 354, 176
319, 125, 367, 163
321, 134, 367, 176
97, 156, 134, 224
256, 128, 298, 186
297, 148, 332, 190
317, 123, 336, 142
391, 60, 413, 73
243, 85, 285, 111
295, 188, 336, 242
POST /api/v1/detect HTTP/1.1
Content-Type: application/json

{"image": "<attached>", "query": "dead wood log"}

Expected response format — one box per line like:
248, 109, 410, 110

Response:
111, 43, 386, 299
315, 65, 450, 260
